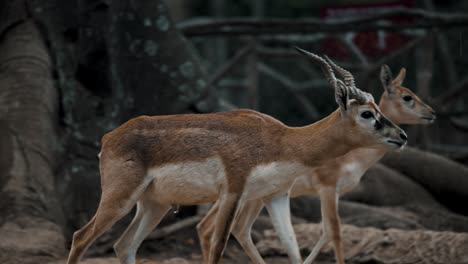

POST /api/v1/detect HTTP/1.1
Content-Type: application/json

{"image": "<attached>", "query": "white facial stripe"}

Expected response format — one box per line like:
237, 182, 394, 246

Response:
375, 111, 381, 119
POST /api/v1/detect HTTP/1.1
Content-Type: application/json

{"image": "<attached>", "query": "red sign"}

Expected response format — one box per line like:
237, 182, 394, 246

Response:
320, 0, 415, 59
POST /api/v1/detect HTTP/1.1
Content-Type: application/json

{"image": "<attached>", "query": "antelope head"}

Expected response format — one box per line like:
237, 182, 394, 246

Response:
295, 47, 407, 150
378, 65, 436, 125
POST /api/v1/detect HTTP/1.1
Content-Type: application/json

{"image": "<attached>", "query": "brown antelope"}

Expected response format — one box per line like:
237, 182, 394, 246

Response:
66, 48, 407, 264
197, 51, 435, 264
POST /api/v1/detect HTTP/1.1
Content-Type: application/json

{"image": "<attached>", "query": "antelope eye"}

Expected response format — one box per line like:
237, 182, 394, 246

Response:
403, 95, 413, 102
361, 111, 373, 119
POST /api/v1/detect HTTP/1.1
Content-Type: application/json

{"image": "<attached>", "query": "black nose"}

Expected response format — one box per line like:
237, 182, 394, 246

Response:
400, 132, 407, 141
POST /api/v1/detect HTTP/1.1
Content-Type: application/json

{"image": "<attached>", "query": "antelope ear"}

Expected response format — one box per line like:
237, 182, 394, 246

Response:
335, 81, 349, 111
380, 65, 394, 93
392, 67, 406, 87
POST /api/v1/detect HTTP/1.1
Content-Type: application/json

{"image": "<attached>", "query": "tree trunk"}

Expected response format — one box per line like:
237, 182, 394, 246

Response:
108, 0, 221, 116
0, 10, 65, 264
381, 146, 468, 215
22, 0, 228, 248
342, 163, 445, 209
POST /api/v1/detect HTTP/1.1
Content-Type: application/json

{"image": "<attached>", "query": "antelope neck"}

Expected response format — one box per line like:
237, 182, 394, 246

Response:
284, 109, 358, 166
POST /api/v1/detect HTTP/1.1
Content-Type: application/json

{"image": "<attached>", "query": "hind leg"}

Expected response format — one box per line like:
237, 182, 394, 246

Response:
67, 193, 140, 264
114, 193, 170, 264
67, 161, 150, 264
67, 215, 98, 264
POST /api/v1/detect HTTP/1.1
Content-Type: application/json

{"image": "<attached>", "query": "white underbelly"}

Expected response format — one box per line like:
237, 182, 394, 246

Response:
337, 162, 367, 193
145, 159, 310, 205
147, 157, 225, 205
242, 161, 310, 201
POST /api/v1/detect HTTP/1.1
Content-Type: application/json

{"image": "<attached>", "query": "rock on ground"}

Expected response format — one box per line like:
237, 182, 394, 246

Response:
257, 223, 468, 264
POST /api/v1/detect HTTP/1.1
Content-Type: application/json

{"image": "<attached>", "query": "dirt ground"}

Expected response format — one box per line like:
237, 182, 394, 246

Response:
47, 222, 468, 264
258, 223, 468, 264
50, 228, 298, 264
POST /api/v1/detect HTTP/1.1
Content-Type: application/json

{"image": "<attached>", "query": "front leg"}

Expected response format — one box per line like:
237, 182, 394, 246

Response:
197, 202, 219, 262
264, 193, 302, 264
208, 192, 242, 264
198, 200, 266, 264
304, 186, 344, 264
231, 199, 266, 264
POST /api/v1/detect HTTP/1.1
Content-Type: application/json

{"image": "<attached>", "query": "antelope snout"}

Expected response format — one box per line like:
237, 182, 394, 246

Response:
385, 126, 407, 149
429, 109, 437, 121
399, 130, 407, 141
421, 109, 437, 123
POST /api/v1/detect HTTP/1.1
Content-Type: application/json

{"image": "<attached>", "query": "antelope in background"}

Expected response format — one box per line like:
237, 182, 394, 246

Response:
197, 49, 435, 264
66, 47, 407, 264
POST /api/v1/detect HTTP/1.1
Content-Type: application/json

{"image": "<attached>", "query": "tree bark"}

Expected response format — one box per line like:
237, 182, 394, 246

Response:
381, 147, 468, 215
108, 0, 221, 116
21, 0, 229, 242
0, 14, 65, 264
343, 163, 444, 209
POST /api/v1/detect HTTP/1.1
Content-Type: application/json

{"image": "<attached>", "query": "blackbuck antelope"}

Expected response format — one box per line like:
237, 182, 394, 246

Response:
66, 48, 407, 264
197, 49, 435, 264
